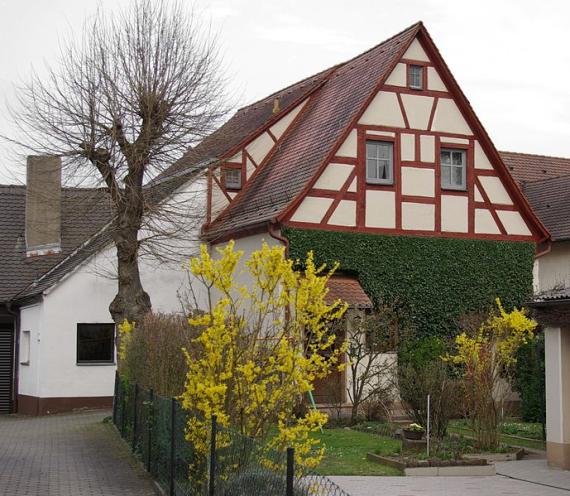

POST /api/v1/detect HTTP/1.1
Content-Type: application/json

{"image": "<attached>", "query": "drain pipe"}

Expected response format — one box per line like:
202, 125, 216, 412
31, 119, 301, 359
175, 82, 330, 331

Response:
268, 220, 289, 257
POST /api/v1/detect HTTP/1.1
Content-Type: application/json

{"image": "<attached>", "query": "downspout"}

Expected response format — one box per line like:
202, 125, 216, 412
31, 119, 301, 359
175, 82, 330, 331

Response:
268, 220, 289, 257
5, 301, 20, 414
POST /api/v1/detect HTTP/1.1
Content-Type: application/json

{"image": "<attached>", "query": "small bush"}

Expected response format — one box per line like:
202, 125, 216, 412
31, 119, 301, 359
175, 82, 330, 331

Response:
121, 312, 201, 397
398, 360, 463, 439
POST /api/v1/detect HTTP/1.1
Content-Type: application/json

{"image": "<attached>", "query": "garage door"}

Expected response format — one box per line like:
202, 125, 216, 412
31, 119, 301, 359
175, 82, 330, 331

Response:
0, 323, 14, 414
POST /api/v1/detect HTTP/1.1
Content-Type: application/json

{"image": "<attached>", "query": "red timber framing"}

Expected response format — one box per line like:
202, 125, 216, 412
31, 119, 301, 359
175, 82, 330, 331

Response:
205, 71, 332, 225
278, 25, 548, 246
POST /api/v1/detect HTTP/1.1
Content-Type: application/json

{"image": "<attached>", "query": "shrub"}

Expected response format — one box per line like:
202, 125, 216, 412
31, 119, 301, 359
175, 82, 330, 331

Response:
398, 360, 462, 439
513, 332, 545, 424
446, 300, 537, 449
180, 241, 347, 470
120, 313, 200, 397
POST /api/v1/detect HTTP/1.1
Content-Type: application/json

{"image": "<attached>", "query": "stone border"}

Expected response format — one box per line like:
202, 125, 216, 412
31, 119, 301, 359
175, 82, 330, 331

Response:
366, 452, 496, 476
464, 448, 525, 462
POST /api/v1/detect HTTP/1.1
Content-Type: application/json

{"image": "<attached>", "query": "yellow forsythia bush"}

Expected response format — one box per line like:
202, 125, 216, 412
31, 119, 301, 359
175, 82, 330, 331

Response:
180, 241, 347, 469
446, 299, 537, 449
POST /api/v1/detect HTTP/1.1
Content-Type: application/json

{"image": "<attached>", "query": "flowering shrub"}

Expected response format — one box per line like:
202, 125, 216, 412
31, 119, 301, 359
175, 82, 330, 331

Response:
180, 241, 347, 469
446, 299, 537, 449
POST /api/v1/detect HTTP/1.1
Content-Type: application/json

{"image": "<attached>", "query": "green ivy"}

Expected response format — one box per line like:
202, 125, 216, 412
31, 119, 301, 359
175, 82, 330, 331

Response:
284, 227, 535, 338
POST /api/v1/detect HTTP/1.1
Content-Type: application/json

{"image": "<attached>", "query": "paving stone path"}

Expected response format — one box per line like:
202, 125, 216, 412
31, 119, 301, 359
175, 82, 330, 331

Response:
331, 454, 570, 496
0, 410, 156, 496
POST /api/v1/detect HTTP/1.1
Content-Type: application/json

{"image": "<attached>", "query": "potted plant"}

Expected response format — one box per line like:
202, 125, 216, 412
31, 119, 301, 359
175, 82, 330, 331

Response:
403, 423, 425, 440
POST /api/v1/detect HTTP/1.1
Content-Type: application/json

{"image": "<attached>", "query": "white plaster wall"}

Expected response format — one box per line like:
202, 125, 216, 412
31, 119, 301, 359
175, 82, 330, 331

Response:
400, 134, 415, 161
18, 304, 43, 397
401, 94, 434, 130
246, 132, 274, 166
402, 39, 430, 61
431, 98, 472, 135
290, 196, 333, 223
401, 167, 435, 197
328, 200, 356, 227
384, 63, 407, 86
496, 210, 531, 236
474, 141, 493, 170
28, 175, 208, 400
337, 129, 358, 158
358, 92, 405, 128
427, 67, 447, 92
441, 195, 468, 233
314, 163, 353, 191
402, 202, 435, 231
365, 190, 395, 228
545, 327, 564, 444
535, 241, 570, 293
211, 173, 229, 219
479, 176, 513, 205
475, 209, 500, 234
420, 135, 435, 162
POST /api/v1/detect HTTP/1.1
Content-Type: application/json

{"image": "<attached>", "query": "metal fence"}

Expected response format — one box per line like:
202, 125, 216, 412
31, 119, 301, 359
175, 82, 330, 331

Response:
113, 375, 351, 496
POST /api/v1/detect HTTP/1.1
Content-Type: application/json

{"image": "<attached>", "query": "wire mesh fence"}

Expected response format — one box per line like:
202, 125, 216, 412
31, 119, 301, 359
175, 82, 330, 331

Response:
113, 374, 351, 496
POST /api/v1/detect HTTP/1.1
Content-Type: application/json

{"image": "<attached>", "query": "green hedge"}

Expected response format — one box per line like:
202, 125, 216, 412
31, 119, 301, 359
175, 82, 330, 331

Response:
284, 227, 535, 338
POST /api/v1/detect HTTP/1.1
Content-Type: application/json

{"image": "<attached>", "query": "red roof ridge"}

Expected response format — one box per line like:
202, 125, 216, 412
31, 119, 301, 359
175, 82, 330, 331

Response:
235, 21, 423, 115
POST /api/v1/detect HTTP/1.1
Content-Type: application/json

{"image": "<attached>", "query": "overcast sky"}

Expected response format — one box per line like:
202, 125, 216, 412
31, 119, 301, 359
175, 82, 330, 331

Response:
0, 0, 568, 183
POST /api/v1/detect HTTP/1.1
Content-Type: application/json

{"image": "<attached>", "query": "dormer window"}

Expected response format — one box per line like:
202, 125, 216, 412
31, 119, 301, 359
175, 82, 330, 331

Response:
224, 168, 242, 190
408, 65, 423, 90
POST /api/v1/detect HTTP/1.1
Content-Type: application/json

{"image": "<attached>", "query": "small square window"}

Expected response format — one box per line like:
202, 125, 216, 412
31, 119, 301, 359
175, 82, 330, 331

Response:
409, 65, 423, 90
77, 324, 115, 364
366, 141, 394, 185
441, 148, 466, 190
224, 168, 241, 190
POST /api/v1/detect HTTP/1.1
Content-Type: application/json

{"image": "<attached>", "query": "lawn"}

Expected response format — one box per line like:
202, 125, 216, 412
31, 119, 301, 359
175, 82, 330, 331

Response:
312, 427, 403, 476
448, 419, 546, 451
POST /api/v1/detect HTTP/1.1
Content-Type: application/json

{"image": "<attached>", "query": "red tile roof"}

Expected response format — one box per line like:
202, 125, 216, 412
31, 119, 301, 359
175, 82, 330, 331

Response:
522, 174, 570, 241
201, 22, 422, 241
325, 276, 372, 309
500, 151, 570, 185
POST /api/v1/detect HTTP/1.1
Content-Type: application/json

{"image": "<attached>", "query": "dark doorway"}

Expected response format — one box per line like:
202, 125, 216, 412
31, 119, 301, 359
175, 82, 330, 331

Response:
0, 321, 15, 414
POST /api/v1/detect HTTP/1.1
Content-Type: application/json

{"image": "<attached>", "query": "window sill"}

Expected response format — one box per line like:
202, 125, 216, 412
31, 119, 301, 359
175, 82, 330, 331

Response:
408, 86, 423, 91
76, 362, 116, 367
20, 361, 30, 366
441, 187, 467, 192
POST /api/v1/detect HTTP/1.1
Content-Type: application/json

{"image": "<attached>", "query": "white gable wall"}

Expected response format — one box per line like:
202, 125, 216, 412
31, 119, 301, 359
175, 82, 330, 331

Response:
285, 34, 535, 242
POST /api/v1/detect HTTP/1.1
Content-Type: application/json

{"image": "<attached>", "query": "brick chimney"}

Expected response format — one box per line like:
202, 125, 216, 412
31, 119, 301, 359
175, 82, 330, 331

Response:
25, 155, 62, 257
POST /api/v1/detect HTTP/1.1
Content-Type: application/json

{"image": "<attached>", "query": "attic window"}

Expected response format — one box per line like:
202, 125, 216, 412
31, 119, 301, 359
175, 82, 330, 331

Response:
366, 141, 394, 185
224, 168, 242, 190
408, 65, 423, 90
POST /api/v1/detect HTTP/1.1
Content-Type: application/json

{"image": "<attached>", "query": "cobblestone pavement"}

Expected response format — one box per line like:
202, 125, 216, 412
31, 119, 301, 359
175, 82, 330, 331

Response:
331, 455, 570, 496
0, 410, 156, 496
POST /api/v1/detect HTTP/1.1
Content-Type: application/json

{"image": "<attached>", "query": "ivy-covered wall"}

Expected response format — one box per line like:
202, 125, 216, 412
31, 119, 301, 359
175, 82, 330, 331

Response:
284, 227, 535, 338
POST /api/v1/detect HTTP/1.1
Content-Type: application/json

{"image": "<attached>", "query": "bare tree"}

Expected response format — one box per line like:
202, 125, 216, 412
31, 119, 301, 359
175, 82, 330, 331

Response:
8, 0, 227, 322
344, 306, 400, 423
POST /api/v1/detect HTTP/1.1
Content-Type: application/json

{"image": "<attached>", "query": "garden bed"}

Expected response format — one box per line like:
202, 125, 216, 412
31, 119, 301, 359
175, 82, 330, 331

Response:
366, 453, 495, 476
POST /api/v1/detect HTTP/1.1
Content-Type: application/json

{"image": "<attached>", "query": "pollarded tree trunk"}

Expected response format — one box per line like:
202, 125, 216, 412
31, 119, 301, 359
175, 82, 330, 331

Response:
109, 187, 151, 323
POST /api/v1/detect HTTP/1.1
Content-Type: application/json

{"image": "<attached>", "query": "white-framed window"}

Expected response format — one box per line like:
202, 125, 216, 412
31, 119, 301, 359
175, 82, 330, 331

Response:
20, 330, 30, 365
441, 148, 467, 190
408, 65, 423, 90
366, 140, 394, 185
224, 168, 241, 189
